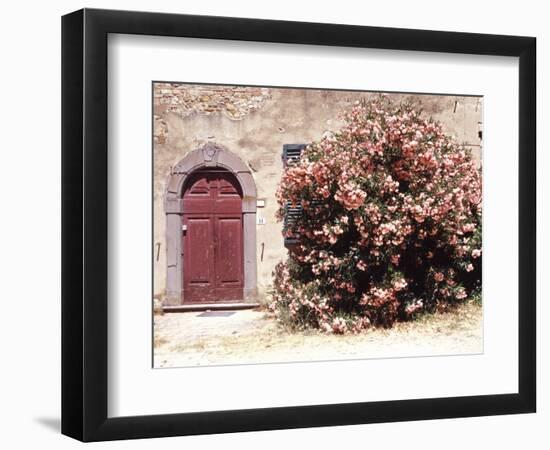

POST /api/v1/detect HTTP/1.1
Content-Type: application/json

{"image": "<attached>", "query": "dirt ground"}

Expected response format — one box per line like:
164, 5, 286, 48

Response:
153, 302, 483, 368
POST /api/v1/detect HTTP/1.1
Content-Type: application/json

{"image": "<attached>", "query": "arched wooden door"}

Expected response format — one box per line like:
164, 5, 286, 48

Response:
182, 168, 244, 303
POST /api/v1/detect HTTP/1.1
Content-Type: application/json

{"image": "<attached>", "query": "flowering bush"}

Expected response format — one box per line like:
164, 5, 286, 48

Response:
271, 96, 482, 333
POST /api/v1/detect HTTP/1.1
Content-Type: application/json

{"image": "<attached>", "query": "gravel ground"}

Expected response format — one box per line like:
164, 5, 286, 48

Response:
153, 302, 483, 368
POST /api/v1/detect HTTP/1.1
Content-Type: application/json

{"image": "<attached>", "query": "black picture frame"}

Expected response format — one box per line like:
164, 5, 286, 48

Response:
61, 8, 536, 442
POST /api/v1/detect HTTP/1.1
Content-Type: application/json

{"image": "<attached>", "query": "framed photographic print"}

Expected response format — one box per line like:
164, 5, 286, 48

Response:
61, 8, 536, 442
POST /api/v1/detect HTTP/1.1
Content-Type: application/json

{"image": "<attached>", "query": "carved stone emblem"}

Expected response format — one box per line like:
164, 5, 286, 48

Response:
202, 143, 219, 162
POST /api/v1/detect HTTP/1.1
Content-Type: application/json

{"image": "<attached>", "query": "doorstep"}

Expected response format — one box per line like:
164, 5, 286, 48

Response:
163, 302, 261, 313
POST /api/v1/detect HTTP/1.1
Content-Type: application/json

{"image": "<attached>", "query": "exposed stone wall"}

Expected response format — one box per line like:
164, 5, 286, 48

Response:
153, 83, 483, 302
154, 83, 271, 127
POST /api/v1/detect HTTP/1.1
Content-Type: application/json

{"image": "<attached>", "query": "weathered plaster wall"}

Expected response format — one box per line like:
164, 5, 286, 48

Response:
153, 83, 482, 302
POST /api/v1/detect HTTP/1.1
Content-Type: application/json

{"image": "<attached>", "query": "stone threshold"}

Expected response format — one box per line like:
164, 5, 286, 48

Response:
163, 302, 261, 313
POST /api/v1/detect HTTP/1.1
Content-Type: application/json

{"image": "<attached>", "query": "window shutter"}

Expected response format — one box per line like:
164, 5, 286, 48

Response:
282, 144, 307, 246
282, 143, 306, 167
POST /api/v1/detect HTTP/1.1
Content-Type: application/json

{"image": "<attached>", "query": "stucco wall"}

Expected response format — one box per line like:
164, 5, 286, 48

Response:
153, 83, 482, 302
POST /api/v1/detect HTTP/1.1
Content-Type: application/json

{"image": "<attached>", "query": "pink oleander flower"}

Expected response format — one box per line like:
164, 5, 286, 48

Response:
331, 317, 347, 334
392, 278, 408, 291
405, 299, 423, 315
456, 288, 467, 300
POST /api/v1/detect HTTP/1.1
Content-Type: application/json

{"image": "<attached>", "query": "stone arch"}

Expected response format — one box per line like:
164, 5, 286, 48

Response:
164, 143, 257, 305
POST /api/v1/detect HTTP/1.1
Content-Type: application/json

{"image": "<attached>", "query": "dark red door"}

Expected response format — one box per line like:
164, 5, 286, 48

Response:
182, 169, 244, 303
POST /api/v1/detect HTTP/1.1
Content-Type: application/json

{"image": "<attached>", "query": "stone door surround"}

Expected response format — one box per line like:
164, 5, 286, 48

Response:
164, 143, 257, 305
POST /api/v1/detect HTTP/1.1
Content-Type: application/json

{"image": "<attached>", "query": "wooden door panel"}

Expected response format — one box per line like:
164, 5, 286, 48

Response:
185, 217, 213, 284
215, 217, 243, 285
183, 216, 215, 302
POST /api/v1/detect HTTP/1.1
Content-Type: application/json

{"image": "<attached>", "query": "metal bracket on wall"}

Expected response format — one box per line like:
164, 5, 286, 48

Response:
155, 242, 161, 262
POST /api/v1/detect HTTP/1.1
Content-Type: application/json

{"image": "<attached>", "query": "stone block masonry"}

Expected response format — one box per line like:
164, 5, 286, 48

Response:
153, 82, 272, 120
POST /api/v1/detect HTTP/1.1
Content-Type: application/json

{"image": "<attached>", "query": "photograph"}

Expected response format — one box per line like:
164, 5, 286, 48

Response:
152, 83, 483, 368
